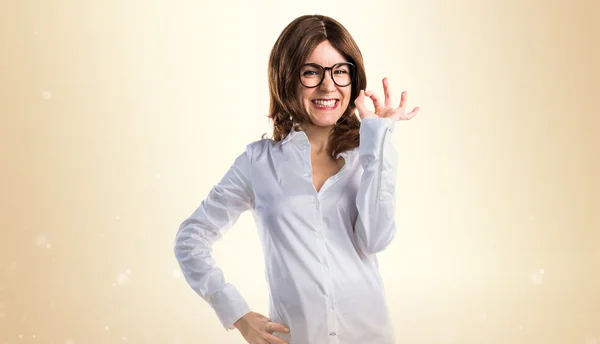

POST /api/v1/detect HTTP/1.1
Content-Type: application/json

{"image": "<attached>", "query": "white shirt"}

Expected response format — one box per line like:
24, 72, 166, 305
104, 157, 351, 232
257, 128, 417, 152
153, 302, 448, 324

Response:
174, 117, 399, 344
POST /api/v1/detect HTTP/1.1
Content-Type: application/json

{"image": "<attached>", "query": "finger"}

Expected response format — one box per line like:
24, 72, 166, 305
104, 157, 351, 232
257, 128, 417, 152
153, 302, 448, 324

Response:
404, 106, 420, 120
365, 90, 384, 110
354, 90, 372, 118
398, 91, 407, 109
266, 321, 290, 334
264, 332, 289, 344
383, 77, 392, 107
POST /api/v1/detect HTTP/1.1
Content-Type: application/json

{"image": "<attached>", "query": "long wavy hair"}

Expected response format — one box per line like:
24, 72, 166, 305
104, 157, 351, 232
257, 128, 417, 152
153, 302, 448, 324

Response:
262, 14, 367, 158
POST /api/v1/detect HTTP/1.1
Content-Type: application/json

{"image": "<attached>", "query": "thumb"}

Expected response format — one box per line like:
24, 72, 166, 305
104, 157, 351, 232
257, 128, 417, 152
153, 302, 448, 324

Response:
354, 90, 374, 119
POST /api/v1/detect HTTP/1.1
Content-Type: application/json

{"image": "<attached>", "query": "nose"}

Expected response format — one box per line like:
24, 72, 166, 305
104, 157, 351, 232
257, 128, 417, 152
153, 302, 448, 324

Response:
319, 71, 336, 92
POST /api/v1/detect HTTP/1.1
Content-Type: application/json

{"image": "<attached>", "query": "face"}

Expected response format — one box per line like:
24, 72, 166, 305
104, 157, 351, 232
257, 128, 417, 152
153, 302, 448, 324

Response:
295, 40, 352, 128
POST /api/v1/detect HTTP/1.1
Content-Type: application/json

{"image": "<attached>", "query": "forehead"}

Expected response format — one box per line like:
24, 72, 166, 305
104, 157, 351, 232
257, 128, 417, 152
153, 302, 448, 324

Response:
305, 40, 347, 65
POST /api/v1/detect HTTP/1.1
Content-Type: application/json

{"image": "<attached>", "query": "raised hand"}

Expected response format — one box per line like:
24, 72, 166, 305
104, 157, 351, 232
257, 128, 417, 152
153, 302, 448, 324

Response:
234, 311, 290, 344
354, 77, 420, 122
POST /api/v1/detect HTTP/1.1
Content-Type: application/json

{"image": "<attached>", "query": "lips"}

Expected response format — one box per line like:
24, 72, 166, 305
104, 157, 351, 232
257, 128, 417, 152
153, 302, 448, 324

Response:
310, 98, 339, 109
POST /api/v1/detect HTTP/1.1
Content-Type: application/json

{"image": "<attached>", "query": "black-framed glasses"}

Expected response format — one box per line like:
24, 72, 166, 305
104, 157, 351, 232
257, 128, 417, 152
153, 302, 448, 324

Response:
299, 62, 355, 88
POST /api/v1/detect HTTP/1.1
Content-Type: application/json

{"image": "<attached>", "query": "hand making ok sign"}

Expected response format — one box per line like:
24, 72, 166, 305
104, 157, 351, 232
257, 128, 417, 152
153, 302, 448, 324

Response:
354, 77, 420, 122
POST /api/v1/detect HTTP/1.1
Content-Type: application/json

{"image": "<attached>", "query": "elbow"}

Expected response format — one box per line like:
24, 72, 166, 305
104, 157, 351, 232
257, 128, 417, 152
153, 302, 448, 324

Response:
355, 221, 396, 255
173, 232, 184, 259
172, 220, 212, 262
358, 235, 395, 256
173, 225, 187, 261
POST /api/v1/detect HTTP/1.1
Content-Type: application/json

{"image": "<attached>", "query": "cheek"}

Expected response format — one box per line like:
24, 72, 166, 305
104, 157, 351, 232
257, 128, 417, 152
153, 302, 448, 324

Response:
295, 84, 310, 104
302, 91, 317, 108
298, 89, 311, 103
346, 89, 353, 100
342, 90, 352, 106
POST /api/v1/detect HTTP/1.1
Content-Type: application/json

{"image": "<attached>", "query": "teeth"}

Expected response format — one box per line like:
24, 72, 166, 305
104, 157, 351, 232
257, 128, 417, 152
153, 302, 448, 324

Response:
313, 99, 337, 107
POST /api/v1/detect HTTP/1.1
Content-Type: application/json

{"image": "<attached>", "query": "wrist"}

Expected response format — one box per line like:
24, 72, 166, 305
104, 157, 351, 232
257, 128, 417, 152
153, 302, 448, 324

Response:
233, 312, 250, 329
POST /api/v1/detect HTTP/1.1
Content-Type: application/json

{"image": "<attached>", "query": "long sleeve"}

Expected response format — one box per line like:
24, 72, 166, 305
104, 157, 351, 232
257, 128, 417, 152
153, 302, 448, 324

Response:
353, 117, 398, 255
173, 145, 254, 330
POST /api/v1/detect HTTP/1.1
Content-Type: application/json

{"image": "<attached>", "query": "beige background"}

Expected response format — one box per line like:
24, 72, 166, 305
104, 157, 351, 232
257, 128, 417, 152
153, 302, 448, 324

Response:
1, 0, 599, 343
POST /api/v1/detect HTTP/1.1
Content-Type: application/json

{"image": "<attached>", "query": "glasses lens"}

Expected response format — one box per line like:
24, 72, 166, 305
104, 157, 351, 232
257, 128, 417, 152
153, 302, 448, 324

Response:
300, 65, 323, 87
332, 63, 352, 87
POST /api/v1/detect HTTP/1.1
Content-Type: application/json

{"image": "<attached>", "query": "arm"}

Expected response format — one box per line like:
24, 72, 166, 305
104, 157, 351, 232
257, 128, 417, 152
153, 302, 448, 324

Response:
173, 145, 254, 330
353, 117, 399, 255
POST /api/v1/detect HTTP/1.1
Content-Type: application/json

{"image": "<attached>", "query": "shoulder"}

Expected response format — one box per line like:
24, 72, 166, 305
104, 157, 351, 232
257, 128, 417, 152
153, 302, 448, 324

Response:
243, 137, 278, 161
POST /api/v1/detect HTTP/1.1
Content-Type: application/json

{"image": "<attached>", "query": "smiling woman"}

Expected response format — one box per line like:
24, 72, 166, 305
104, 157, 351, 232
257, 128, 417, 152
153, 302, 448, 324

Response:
174, 13, 419, 344
295, 44, 354, 127
266, 15, 368, 160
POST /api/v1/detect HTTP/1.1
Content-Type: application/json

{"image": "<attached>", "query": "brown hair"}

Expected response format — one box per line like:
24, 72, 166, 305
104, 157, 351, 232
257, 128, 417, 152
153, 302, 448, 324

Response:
262, 14, 367, 158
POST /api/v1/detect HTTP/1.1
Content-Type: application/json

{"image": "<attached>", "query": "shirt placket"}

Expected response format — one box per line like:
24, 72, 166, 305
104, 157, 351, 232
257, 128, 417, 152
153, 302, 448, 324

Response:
316, 198, 339, 343
299, 137, 339, 342
313, 158, 340, 342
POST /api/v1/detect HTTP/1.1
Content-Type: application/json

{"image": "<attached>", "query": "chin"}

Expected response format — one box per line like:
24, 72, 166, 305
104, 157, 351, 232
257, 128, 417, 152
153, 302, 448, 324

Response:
305, 114, 340, 128
304, 102, 346, 128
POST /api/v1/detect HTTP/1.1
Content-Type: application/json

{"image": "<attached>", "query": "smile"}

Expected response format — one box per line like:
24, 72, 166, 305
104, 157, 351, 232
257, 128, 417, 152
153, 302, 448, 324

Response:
311, 99, 339, 110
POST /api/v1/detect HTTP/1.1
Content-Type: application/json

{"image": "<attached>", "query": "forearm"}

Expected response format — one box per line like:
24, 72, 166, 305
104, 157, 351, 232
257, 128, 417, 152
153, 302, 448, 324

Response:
353, 117, 398, 255
174, 214, 251, 329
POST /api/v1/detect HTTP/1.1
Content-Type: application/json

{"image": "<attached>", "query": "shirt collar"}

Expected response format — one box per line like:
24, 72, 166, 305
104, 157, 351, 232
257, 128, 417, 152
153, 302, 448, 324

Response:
281, 127, 357, 159
280, 126, 306, 145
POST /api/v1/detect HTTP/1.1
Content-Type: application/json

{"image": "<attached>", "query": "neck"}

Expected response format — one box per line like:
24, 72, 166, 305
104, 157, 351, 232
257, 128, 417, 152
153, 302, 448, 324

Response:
301, 123, 334, 155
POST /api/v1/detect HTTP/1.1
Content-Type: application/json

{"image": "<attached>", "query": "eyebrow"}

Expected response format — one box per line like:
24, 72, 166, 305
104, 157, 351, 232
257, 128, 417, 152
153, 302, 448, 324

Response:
303, 62, 348, 67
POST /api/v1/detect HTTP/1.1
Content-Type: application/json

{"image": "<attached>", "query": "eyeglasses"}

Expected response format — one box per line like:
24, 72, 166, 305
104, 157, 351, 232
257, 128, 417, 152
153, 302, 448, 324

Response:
299, 62, 355, 88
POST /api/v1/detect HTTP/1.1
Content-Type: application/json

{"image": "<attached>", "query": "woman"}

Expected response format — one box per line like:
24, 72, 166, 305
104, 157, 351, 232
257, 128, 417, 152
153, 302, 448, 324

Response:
174, 14, 419, 344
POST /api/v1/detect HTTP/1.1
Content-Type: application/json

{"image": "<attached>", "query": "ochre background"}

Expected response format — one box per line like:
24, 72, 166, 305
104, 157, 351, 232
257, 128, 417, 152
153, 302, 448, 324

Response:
1, 1, 599, 343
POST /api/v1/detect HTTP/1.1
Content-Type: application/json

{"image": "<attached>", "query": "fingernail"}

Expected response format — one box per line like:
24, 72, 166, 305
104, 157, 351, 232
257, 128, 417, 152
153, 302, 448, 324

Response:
285, 327, 290, 332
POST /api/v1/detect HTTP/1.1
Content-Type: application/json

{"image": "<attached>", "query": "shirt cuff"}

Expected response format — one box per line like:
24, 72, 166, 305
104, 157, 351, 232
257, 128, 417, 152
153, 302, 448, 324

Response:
207, 283, 251, 330
359, 117, 396, 158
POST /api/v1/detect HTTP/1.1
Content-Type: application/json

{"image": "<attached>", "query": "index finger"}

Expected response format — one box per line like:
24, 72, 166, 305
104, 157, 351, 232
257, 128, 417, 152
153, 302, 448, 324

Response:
264, 332, 289, 344
365, 90, 384, 110
267, 321, 290, 334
